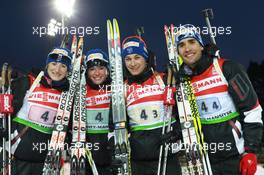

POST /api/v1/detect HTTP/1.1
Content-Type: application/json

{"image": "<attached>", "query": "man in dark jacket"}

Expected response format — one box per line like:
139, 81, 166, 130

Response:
175, 24, 263, 175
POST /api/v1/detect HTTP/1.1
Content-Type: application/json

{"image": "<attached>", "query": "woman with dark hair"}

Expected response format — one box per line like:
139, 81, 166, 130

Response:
121, 35, 182, 175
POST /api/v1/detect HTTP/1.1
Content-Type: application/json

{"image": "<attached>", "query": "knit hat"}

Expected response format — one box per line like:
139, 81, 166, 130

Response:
46, 47, 73, 70
85, 49, 109, 69
175, 24, 204, 47
121, 36, 148, 60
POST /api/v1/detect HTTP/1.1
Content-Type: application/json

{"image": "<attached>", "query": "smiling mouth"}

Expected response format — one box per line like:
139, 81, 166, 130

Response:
185, 52, 195, 58
92, 77, 103, 81
129, 67, 140, 71
51, 73, 62, 77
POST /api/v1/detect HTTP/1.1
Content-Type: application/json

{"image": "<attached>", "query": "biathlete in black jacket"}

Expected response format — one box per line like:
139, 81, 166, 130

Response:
175, 24, 263, 175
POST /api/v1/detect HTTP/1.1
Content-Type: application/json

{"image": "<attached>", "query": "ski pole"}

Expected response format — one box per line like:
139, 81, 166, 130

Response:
7, 65, 12, 175
157, 65, 174, 175
161, 64, 176, 175
135, 27, 144, 38
60, 33, 69, 48
1, 63, 8, 175
202, 8, 216, 45
157, 102, 167, 175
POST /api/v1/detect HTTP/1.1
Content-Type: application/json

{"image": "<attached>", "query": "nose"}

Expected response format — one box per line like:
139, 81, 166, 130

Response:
94, 68, 100, 75
130, 59, 136, 66
183, 44, 192, 54
54, 64, 61, 72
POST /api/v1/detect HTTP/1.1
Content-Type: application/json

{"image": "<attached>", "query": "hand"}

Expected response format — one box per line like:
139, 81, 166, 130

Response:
0, 94, 14, 114
239, 153, 257, 175
111, 158, 123, 174
160, 131, 179, 145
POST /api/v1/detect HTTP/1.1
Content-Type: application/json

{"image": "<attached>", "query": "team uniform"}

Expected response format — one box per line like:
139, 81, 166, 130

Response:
187, 56, 263, 174
175, 24, 263, 175
84, 49, 112, 175
122, 35, 182, 175
0, 47, 72, 175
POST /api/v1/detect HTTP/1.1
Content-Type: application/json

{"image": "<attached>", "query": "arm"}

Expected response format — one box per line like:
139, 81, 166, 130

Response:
223, 60, 263, 153
11, 75, 30, 116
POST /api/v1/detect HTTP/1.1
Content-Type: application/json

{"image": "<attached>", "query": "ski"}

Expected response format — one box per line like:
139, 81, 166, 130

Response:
0, 63, 13, 175
107, 18, 131, 175
42, 35, 83, 175
70, 60, 92, 175
164, 24, 212, 175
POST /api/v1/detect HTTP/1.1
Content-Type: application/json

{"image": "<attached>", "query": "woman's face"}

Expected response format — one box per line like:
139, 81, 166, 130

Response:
87, 66, 108, 85
124, 54, 147, 76
47, 62, 68, 81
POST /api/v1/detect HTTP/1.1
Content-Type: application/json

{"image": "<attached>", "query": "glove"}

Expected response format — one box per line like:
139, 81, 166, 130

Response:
0, 94, 14, 114
239, 153, 257, 175
160, 131, 179, 145
111, 157, 124, 174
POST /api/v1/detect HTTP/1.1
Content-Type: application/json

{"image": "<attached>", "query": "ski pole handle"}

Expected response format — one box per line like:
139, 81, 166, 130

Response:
202, 8, 217, 45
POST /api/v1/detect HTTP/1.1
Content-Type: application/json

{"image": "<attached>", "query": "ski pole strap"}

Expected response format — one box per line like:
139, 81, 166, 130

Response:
0, 94, 14, 114
163, 65, 176, 105
151, 68, 165, 88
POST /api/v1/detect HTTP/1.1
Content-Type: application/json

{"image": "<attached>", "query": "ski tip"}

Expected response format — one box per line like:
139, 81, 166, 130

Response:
72, 34, 77, 42
164, 25, 169, 33
170, 24, 175, 35
107, 19, 113, 39
78, 37, 84, 46
113, 19, 120, 37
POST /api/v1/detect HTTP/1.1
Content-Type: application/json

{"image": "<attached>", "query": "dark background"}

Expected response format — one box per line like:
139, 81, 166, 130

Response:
0, 0, 263, 72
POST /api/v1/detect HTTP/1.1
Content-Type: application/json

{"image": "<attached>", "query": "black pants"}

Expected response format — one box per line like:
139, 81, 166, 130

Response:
211, 156, 241, 175
11, 159, 44, 175
131, 155, 182, 175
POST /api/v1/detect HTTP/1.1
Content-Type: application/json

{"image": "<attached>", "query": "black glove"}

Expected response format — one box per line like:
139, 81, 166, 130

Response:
160, 130, 179, 145
111, 157, 124, 174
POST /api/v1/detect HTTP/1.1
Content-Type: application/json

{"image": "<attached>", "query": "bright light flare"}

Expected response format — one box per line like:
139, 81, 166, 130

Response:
54, 0, 75, 17
47, 18, 62, 36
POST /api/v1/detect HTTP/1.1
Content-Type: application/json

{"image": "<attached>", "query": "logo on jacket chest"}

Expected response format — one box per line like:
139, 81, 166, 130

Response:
86, 94, 111, 106
192, 76, 225, 93
28, 92, 60, 103
127, 85, 164, 105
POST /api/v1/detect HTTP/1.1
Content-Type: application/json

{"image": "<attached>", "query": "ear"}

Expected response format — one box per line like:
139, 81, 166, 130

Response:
201, 46, 204, 51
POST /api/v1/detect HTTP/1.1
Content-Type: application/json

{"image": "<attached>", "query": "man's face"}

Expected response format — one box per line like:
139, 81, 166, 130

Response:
178, 38, 204, 69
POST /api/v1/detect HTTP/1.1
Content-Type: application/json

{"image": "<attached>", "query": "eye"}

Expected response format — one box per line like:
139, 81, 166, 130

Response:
135, 55, 141, 59
189, 39, 196, 44
51, 62, 57, 66
61, 64, 67, 69
99, 66, 105, 70
125, 57, 131, 62
178, 42, 184, 48
89, 67, 95, 71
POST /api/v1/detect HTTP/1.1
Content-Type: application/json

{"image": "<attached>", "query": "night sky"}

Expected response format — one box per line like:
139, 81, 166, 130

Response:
0, 0, 263, 73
